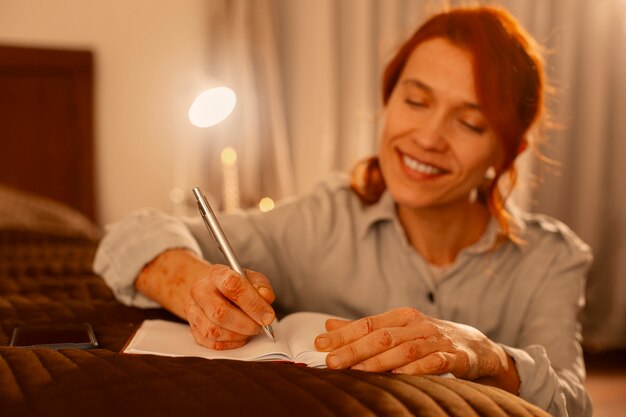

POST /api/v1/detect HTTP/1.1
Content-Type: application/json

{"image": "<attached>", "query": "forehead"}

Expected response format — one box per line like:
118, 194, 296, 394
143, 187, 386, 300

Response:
399, 38, 478, 103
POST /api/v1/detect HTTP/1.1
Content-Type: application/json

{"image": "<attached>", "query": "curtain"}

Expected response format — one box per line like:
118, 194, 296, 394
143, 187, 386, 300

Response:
516, 0, 626, 351
199, 0, 294, 211
273, 0, 626, 350
493, 0, 626, 351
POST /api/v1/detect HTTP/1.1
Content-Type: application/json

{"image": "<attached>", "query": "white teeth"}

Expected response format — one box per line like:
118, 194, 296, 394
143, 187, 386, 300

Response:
402, 154, 444, 175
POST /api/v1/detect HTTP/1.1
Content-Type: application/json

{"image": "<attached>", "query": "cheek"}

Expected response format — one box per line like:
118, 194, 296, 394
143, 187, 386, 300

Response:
378, 118, 412, 161
454, 141, 499, 177
377, 128, 397, 181
377, 114, 397, 155
377, 132, 394, 177
379, 98, 417, 140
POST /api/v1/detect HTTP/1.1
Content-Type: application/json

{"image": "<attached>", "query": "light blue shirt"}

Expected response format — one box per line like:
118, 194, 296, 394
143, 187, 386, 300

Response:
94, 174, 593, 417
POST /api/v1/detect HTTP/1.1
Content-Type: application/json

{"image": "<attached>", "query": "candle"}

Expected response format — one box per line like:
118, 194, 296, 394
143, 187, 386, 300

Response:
221, 147, 240, 212
258, 197, 275, 212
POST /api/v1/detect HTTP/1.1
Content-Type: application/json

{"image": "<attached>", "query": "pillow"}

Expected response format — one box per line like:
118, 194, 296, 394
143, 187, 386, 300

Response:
0, 184, 101, 240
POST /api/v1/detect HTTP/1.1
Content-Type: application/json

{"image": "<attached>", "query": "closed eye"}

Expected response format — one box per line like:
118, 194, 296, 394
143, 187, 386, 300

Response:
405, 99, 427, 108
460, 120, 486, 134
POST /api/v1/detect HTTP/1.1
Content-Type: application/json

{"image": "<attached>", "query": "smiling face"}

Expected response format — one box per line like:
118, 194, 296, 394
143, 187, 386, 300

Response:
378, 38, 502, 212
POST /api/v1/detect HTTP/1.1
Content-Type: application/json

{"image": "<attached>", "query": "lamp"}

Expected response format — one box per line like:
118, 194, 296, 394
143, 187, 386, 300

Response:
170, 86, 240, 214
172, 85, 275, 215
188, 86, 237, 128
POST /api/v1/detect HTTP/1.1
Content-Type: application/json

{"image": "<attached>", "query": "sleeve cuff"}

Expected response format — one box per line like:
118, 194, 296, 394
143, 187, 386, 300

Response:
93, 209, 202, 308
500, 344, 572, 416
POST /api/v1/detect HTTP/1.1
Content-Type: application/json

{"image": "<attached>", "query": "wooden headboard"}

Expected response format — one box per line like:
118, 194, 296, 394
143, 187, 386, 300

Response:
0, 45, 95, 221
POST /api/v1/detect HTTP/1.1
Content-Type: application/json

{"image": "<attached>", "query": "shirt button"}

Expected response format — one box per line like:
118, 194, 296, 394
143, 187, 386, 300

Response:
427, 291, 435, 303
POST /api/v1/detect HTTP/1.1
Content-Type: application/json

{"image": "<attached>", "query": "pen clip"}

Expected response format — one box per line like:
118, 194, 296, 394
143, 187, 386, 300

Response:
202, 212, 222, 250
193, 188, 221, 249
192, 187, 244, 276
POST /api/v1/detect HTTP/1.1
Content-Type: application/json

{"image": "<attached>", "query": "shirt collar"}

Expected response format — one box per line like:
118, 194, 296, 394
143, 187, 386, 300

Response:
358, 191, 528, 253
358, 190, 396, 239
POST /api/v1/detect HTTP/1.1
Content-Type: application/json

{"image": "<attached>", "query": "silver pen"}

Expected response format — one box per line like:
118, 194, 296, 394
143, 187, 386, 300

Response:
192, 187, 276, 342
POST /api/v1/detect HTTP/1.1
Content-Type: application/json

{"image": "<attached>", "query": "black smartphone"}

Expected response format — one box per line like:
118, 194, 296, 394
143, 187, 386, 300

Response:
10, 323, 99, 350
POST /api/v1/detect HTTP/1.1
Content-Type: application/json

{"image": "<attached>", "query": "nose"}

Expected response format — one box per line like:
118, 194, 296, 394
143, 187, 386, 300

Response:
411, 113, 448, 152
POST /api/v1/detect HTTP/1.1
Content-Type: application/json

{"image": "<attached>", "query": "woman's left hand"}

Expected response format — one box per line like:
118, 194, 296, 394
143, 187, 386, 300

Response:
314, 307, 519, 394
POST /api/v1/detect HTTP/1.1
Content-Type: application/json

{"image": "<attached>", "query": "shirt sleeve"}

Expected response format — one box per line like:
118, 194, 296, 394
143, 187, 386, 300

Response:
92, 175, 350, 310
93, 208, 202, 308
503, 226, 593, 417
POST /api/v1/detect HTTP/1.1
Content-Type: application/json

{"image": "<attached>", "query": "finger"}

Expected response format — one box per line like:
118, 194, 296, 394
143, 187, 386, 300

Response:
212, 265, 275, 326
314, 319, 352, 351
392, 351, 456, 376
189, 280, 262, 336
245, 269, 276, 304
186, 299, 257, 341
189, 322, 248, 350
191, 317, 251, 342
350, 336, 440, 372
316, 307, 422, 351
324, 318, 352, 331
324, 327, 416, 369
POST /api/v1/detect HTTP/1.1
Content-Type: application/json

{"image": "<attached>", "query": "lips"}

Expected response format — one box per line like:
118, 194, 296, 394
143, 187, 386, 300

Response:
400, 152, 448, 176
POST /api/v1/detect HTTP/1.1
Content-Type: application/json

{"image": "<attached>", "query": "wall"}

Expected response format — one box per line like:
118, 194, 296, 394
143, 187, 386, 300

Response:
276, 0, 341, 195
0, 0, 212, 225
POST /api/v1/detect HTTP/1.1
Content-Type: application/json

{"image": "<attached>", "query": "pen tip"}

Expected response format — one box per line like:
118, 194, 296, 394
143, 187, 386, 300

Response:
263, 325, 275, 343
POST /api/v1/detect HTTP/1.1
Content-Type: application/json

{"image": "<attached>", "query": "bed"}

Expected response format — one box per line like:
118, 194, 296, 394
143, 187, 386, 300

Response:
0, 44, 549, 417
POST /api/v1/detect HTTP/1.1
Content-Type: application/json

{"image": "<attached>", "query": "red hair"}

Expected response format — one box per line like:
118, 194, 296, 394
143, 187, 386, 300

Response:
351, 6, 546, 242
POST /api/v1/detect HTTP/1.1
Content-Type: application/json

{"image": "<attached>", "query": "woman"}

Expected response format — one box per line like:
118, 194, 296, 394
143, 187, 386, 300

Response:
94, 6, 592, 417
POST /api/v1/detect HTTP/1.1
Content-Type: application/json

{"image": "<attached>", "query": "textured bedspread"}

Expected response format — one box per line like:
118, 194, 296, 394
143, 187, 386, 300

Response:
1, 348, 548, 417
0, 190, 551, 417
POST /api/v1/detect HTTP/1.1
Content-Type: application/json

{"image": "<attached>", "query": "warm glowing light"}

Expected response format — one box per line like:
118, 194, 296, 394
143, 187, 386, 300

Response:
188, 87, 236, 127
169, 187, 185, 204
221, 147, 237, 166
258, 197, 275, 212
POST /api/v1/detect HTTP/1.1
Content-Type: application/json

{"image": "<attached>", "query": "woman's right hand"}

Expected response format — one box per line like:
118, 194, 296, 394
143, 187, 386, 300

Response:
135, 248, 276, 350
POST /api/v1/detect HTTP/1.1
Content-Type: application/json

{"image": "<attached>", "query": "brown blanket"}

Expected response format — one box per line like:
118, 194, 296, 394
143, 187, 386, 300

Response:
0, 188, 550, 417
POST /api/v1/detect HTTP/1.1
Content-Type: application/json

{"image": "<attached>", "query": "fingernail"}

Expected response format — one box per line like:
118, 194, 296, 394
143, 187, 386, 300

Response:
352, 364, 365, 371
261, 312, 274, 325
315, 336, 329, 350
257, 286, 273, 299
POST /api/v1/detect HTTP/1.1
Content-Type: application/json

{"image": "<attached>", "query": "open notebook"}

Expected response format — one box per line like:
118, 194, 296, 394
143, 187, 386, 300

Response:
123, 311, 340, 368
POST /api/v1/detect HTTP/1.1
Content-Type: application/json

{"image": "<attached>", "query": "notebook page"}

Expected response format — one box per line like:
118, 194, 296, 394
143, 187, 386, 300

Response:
124, 319, 292, 361
278, 312, 340, 367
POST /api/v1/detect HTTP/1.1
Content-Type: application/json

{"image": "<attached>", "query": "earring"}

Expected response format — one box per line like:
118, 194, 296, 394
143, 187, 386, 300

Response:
484, 166, 496, 180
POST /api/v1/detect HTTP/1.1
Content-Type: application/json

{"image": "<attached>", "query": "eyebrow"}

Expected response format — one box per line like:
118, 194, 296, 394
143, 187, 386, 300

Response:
401, 79, 481, 111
